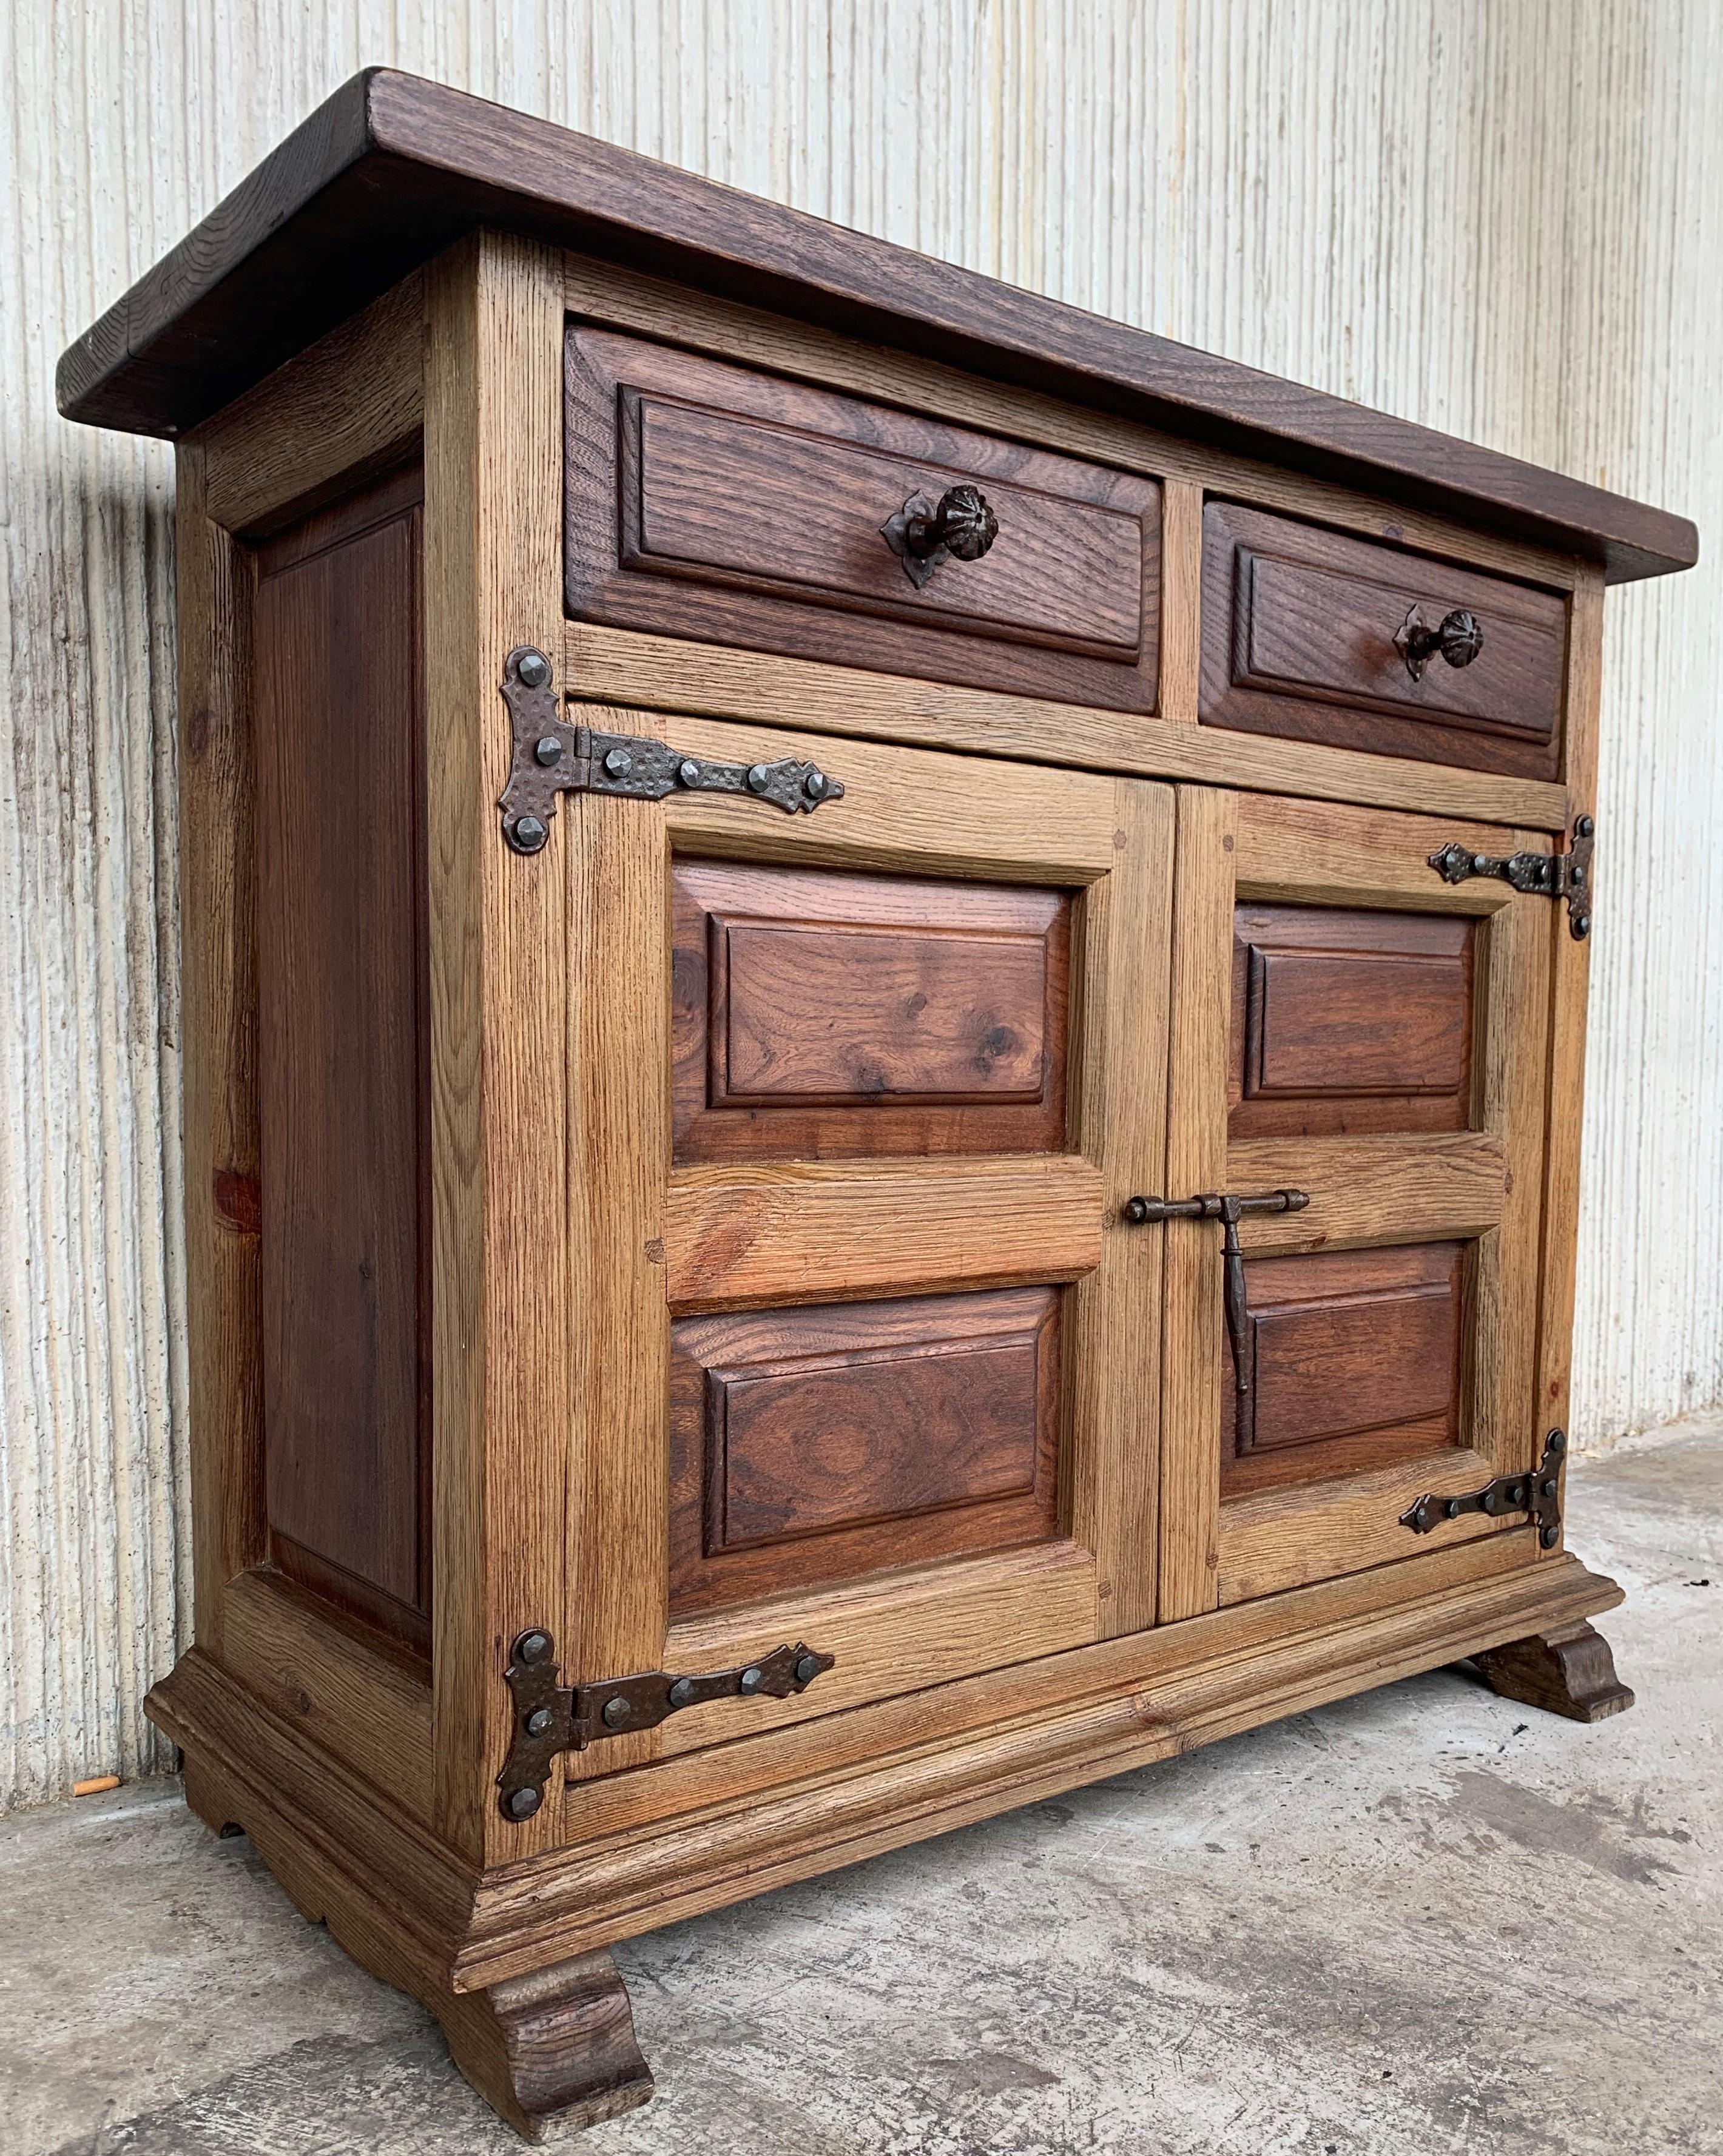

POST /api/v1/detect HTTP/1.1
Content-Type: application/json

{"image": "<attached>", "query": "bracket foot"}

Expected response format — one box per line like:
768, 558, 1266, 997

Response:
439, 1950, 654, 2141
1473, 1620, 1634, 1723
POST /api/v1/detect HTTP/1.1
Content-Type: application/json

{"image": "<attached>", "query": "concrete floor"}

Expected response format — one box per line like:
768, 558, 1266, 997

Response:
5, 1429, 1719, 2156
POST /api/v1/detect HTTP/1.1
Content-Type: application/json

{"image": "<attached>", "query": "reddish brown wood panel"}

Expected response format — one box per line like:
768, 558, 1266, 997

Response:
1222, 1243, 1465, 1497
568, 326, 1162, 710
1201, 502, 1567, 779
670, 1287, 1062, 1613
672, 862, 1070, 1163
253, 462, 430, 1645
1229, 905, 1474, 1137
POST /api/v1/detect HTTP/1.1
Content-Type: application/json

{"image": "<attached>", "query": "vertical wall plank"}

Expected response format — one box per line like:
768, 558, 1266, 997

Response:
6, 0, 1720, 1809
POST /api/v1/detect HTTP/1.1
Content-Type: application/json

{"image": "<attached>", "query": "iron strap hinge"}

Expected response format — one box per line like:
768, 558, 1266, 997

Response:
1427, 815, 1595, 938
1400, 1429, 1566, 1546
497, 1629, 836, 1821
499, 647, 843, 852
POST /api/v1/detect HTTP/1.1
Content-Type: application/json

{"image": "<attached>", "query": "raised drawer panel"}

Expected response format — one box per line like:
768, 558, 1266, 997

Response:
1230, 905, 1474, 1137
567, 326, 1162, 710
670, 1287, 1062, 1614
1201, 501, 1567, 778
673, 861, 1070, 1162
1222, 1242, 1465, 1496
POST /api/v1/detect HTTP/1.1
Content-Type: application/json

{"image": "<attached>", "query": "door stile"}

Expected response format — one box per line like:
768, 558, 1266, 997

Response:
562, 734, 676, 1782
1064, 776, 1175, 1639
1156, 786, 1238, 1623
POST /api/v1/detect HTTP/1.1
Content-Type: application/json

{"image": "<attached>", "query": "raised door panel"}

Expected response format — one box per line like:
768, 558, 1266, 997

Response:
1159, 790, 1553, 1620
672, 863, 1069, 1161
670, 1287, 1059, 1614
562, 713, 1173, 1795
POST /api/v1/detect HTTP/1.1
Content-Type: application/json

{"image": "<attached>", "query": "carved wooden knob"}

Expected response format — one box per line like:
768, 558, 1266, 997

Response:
1397, 605, 1484, 680
882, 484, 1000, 588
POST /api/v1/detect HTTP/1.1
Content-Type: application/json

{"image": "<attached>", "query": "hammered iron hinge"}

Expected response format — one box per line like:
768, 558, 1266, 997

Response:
1400, 1429, 1566, 1546
1427, 815, 1595, 939
499, 647, 843, 853
497, 1629, 836, 1821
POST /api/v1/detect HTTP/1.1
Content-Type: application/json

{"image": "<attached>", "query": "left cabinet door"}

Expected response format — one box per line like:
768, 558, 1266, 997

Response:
557, 711, 1173, 1785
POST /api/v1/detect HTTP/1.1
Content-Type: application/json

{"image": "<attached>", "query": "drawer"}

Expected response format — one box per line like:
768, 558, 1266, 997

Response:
1200, 501, 1567, 778
566, 325, 1162, 710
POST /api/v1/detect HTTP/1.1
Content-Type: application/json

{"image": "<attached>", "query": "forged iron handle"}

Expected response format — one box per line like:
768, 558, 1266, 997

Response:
1122, 1188, 1309, 1411
882, 484, 999, 589
903, 483, 999, 562
1397, 605, 1484, 681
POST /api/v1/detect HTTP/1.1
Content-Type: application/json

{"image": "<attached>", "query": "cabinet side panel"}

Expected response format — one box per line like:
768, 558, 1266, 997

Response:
252, 463, 429, 1636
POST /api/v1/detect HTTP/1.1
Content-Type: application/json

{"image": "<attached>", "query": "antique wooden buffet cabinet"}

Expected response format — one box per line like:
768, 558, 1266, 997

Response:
61, 74, 1698, 2139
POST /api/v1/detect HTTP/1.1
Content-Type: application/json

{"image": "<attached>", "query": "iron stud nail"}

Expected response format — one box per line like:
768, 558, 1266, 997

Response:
678, 759, 701, 787
534, 735, 563, 767
507, 1786, 542, 1819
1574, 914, 1591, 937
604, 747, 633, 777
602, 1695, 632, 1729
795, 1654, 820, 1685
1548, 1430, 1566, 1453
516, 650, 551, 689
1543, 1478, 1559, 1498
518, 1631, 551, 1664
512, 816, 547, 853
525, 1707, 555, 1738
804, 770, 826, 799
667, 1677, 696, 1708
1542, 1526, 1560, 1548
740, 1665, 766, 1694
1576, 814, 1594, 837
1472, 853, 1489, 872
747, 764, 771, 794
1445, 1498, 1462, 1520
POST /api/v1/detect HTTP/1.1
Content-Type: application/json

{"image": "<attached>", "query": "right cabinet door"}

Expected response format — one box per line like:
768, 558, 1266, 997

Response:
1158, 790, 1554, 1617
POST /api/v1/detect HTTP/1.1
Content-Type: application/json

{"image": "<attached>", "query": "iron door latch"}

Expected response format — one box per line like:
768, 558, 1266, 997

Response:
1122, 1188, 1309, 1447
499, 647, 844, 853
1400, 1428, 1566, 1546
1427, 815, 1595, 939
497, 1629, 836, 1821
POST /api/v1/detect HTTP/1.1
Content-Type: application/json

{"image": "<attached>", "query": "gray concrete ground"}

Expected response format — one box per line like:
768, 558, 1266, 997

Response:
5, 1427, 1719, 2156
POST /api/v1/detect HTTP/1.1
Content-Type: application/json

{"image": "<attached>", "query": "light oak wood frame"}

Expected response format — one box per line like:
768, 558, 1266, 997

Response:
150, 230, 1626, 2141
561, 710, 1175, 1788
1157, 792, 1554, 1619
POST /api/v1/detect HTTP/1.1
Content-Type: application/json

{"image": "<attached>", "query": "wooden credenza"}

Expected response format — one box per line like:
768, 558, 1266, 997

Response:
59, 73, 1697, 2140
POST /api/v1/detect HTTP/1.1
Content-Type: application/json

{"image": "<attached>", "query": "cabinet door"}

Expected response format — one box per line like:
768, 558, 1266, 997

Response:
562, 712, 1172, 1782
1159, 792, 1552, 1618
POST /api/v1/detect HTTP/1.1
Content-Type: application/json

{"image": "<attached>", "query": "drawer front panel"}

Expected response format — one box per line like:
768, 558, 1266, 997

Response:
670, 1287, 1061, 1614
673, 861, 1070, 1162
1201, 501, 1566, 778
1222, 1243, 1465, 1495
568, 326, 1162, 710
1230, 903, 1474, 1137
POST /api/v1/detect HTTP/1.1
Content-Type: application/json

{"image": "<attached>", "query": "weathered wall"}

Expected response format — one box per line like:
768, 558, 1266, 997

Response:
3, 0, 1718, 1809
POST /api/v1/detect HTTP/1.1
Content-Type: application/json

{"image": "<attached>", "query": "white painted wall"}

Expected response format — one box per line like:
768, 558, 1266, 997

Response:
4, 1, 1718, 1811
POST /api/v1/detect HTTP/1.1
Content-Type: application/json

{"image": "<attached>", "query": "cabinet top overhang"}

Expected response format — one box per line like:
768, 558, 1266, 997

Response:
58, 68, 1696, 584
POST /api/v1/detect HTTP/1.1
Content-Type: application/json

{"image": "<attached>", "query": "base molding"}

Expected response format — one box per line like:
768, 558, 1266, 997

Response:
1474, 1619, 1636, 1722
149, 1549, 1628, 2138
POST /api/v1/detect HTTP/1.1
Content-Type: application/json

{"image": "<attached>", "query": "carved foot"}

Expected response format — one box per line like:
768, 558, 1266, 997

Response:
1474, 1620, 1634, 1723
439, 1951, 655, 2141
